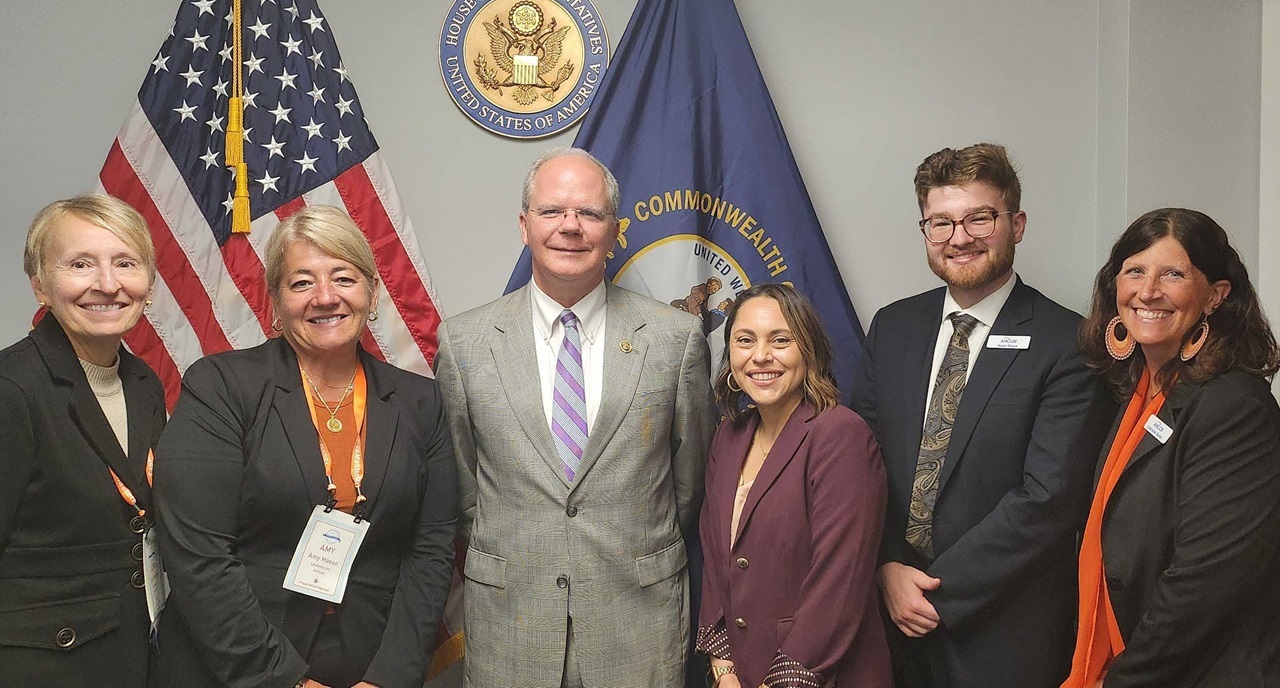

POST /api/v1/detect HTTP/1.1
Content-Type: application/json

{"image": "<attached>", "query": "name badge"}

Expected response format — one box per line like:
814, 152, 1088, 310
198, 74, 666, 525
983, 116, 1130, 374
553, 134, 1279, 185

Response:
141, 528, 169, 632
283, 505, 370, 604
987, 334, 1031, 350
1144, 415, 1173, 444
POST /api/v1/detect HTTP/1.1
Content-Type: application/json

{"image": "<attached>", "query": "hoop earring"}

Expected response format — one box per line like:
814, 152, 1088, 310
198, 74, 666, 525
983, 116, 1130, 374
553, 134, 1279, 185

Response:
271, 318, 283, 332
367, 310, 379, 323
727, 374, 742, 393
1105, 316, 1134, 360
1180, 317, 1209, 361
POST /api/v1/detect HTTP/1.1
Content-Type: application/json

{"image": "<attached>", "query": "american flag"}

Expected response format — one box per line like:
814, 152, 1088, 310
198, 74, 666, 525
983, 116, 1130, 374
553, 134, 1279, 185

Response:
97, 0, 442, 409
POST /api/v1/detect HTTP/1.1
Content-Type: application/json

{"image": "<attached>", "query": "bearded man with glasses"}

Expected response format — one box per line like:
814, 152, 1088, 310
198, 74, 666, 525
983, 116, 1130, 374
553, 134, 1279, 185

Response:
850, 143, 1112, 688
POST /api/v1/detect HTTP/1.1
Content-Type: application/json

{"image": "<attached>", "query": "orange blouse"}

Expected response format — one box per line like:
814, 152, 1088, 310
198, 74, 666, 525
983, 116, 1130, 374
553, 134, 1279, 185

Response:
1062, 369, 1165, 688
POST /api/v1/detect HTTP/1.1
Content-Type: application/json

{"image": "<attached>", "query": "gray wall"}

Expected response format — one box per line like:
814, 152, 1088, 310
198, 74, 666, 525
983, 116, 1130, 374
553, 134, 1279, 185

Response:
0, 0, 1268, 356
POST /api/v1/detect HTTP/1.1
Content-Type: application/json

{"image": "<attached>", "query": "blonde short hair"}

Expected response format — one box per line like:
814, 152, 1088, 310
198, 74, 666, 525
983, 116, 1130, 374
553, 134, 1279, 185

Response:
25, 194, 157, 287
264, 206, 378, 302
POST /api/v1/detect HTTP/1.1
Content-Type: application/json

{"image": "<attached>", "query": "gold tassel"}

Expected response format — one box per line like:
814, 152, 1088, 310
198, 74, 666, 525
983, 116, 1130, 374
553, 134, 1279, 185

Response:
226, 0, 251, 233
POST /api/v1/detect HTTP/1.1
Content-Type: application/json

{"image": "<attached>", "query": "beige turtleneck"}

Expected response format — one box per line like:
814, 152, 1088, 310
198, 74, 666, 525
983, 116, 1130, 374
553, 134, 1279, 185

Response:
80, 357, 128, 453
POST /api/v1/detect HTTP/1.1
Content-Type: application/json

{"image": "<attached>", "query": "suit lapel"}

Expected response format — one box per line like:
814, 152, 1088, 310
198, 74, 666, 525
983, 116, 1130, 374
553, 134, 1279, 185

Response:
1116, 382, 1195, 480
31, 316, 148, 506
358, 349, 397, 514
889, 293, 945, 495
120, 353, 163, 509
492, 286, 568, 487
733, 404, 813, 549
938, 281, 1031, 492
268, 339, 333, 507
573, 284, 646, 490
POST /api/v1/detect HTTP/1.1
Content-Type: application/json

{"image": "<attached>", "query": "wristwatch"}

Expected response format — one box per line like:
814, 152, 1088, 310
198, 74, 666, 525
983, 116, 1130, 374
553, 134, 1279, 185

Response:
710, 663, 736, 685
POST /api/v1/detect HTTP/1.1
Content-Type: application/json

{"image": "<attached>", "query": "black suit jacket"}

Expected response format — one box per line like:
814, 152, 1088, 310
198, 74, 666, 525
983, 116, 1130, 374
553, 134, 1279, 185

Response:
0, 315, 166, 688
850, 279, 1113, 688
1099, 370, 1280, 688
152, 337, 457, 688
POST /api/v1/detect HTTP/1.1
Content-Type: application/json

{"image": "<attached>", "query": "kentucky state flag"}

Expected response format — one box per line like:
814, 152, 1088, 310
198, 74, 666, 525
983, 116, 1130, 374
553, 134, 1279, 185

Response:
505, 0, 864, 399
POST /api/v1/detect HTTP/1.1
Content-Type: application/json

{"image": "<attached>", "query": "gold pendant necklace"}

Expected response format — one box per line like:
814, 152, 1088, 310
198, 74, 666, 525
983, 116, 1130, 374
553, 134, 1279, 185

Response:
302, 367, 357, 433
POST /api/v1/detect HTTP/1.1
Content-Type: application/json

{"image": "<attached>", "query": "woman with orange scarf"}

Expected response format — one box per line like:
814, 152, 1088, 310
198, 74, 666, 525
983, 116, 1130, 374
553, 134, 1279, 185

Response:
1063, 208, 1280, 688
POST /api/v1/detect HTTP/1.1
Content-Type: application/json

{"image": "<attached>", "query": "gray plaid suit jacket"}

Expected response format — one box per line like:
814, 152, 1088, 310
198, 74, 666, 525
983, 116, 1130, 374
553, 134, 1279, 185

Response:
435, 281, 715, 688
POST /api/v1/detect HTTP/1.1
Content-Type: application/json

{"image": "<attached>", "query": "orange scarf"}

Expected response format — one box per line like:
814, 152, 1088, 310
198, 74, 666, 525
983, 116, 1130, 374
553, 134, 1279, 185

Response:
1062, 369, 1165, 687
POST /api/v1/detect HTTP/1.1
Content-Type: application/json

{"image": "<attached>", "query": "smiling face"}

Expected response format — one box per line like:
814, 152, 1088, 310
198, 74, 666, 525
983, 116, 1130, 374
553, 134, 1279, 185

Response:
30, 215, 152, 365
728, 296, 808, 416
519, 155, 619, 306
922, 182, 1025, 308
274, 240, 376, 366
1115, 234, 1230, 370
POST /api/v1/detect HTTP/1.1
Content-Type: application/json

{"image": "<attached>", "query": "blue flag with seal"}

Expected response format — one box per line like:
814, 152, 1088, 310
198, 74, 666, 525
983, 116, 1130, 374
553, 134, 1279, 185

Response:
505, 0, 864, 399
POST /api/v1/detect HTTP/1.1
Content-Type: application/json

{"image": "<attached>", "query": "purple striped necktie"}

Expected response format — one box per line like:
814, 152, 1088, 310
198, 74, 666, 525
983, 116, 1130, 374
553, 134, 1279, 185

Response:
551, 309, 588, 481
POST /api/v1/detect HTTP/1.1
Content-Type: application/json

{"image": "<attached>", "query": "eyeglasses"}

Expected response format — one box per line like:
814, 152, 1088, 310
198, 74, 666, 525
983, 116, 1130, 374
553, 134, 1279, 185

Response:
531, 206, 614, 226
918, 209, 1013, 244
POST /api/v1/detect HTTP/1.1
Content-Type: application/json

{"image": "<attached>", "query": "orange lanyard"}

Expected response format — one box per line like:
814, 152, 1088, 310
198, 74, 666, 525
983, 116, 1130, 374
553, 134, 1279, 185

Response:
299, 363, 369, 508
110, 450, 154, 517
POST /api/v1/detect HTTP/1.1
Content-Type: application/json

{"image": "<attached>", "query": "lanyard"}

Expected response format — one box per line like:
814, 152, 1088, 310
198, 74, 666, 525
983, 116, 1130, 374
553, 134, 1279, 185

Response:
110, 450, 154, 517
299, 363, 369, 511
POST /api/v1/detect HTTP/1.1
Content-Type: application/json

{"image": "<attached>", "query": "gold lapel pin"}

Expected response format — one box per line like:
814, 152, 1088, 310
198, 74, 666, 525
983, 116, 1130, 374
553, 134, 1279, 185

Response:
619, 339, 633, 353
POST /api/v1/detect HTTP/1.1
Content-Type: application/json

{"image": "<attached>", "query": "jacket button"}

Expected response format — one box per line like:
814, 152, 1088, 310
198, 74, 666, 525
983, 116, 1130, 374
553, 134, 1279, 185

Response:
56, 627, 76, 648
734, 617, 747, 628
736, 557, 748, 569
556, 575, 569, 589
566, 505, 578, 517
132, 570, 146, 589
132, 542, 145, 561
1106, 576, 1124, 591
129, 516, 148, 534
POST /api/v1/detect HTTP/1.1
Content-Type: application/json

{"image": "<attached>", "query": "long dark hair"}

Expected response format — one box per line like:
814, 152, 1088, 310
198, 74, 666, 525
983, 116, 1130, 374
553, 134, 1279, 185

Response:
712, 283, 840, 422
1080, 208, 1279, 396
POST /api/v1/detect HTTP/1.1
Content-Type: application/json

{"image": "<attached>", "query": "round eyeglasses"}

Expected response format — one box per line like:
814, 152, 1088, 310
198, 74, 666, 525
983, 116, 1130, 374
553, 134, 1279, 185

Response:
918, 209, 1013, 244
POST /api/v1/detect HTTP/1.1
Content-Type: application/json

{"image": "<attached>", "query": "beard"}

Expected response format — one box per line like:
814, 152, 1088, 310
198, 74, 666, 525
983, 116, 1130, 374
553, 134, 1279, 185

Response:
928, 237, 1016, 292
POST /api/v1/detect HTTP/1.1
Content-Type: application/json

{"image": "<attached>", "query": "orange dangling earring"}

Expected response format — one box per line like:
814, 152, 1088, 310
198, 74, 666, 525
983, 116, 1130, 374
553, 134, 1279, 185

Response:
1105, 316, 1134, 360
1180, 316, 1210, 361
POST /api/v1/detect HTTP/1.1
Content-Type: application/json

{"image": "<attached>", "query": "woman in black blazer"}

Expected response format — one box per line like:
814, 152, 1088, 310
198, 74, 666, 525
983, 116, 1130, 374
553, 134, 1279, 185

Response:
152, 206, 457, 688
1063, 208, 1280, 688
0, 195, 164, 687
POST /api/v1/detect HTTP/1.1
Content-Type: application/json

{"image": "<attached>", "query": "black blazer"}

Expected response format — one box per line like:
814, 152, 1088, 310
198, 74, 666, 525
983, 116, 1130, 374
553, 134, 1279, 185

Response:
1098, 370, 1280, 688
0, 315, 166, 688
850, 279, 1113, 688
152, 337, 457, 688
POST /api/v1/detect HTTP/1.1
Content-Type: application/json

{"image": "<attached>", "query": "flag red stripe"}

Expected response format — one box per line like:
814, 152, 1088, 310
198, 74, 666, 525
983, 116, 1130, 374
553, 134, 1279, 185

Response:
333, 165, 442, 365
275, 196, 307, 220
220, 234, 273, 336
123, 316, 183, 410
101, 142, 233, 355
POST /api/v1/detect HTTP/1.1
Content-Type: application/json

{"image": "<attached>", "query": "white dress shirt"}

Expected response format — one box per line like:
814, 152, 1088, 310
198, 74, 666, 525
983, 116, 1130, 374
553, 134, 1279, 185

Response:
922, 273, 1018, 419
531, 279, 607, 434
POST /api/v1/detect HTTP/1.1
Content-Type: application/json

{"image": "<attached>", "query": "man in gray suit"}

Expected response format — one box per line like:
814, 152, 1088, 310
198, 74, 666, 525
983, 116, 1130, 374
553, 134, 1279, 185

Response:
435, 147, 715, 688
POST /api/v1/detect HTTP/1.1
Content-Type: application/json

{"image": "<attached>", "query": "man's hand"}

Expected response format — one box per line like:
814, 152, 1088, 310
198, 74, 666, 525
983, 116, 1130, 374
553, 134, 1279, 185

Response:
878, 561, 942, 637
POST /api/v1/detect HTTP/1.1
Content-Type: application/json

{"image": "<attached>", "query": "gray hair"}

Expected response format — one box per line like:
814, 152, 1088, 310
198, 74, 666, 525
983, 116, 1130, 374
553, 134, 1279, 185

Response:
521, 147, 621, 216
263, 206, 378, 303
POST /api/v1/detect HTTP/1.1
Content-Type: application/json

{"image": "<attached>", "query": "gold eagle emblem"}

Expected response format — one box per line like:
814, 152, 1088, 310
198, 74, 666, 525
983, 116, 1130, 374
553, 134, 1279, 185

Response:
474, 1, 576, 106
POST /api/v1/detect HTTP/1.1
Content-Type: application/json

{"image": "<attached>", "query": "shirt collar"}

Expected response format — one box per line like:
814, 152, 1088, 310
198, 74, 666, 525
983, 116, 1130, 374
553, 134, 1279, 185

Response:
942, 272, 1017, 329
530, 279, 607, 344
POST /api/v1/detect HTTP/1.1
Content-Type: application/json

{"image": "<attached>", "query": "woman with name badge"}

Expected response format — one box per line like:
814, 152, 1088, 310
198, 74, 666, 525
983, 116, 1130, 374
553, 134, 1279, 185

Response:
0, 195, 165, 687
1062, 208, 1280, 688
152, 206, 457, 688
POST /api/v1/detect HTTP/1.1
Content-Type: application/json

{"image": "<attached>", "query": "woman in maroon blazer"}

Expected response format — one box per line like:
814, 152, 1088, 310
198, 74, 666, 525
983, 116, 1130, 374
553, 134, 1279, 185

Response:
697, 283, 891, 688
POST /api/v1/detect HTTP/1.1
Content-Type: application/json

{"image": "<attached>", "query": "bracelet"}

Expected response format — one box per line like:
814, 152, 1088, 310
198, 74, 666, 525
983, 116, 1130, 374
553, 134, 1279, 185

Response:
710, 663, 736, 685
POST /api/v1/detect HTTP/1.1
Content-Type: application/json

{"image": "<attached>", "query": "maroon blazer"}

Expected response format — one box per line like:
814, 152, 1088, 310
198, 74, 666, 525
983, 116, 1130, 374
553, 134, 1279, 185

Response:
698, 403, 892, 687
